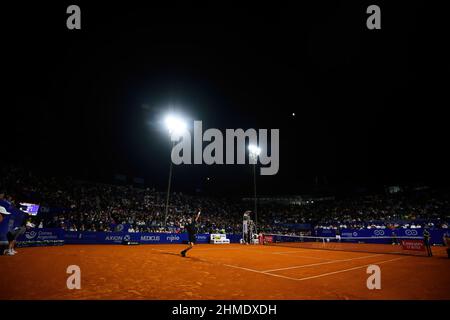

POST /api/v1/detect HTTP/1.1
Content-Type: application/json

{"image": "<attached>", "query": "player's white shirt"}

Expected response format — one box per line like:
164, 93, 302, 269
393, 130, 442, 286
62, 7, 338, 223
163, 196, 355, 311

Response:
243, 220, 248, 233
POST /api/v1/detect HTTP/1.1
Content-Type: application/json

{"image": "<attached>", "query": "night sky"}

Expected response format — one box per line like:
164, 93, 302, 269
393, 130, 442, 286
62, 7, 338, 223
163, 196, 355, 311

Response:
3, 1, 448, 196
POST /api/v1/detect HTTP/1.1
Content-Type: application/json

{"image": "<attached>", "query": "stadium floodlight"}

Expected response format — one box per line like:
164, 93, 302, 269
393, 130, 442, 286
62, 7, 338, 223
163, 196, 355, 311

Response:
247, 144, 261, 235
164, 115, 187, 137
248, 144, 261, 158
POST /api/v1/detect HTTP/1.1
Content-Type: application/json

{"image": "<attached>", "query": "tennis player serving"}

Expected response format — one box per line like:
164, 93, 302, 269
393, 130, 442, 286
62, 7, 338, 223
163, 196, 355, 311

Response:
180, 209, 201, 257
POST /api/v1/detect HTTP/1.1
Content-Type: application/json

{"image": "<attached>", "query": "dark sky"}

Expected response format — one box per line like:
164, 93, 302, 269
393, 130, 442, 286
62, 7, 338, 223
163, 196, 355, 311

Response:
3, 1, 449, 196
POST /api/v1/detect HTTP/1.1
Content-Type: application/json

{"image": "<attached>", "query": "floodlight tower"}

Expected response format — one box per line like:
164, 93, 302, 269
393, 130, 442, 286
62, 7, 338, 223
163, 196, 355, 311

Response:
164, 115, 187, 228
248, 144, 261, 234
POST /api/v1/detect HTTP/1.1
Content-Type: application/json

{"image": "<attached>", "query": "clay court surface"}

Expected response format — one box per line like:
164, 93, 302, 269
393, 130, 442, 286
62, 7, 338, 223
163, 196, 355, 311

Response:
1, 244, 449, 300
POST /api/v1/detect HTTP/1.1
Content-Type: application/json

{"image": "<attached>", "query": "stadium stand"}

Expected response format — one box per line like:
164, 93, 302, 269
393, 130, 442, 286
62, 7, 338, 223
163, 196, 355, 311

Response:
1, 165, 449, 237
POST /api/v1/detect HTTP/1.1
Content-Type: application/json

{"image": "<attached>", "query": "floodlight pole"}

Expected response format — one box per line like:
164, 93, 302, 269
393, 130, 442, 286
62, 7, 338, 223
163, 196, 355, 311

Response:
249, 150, 258, 235
253, 162, 258, 234
164, 141, 175, 228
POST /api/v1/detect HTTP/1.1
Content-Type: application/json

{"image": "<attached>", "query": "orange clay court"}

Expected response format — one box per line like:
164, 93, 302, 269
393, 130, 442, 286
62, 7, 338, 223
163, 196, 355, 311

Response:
1, 244, 449, 300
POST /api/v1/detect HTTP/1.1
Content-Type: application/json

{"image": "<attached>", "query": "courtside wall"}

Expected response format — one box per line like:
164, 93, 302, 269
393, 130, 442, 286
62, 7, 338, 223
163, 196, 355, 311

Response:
12, 228, 243, 246
9, 227, 449, 247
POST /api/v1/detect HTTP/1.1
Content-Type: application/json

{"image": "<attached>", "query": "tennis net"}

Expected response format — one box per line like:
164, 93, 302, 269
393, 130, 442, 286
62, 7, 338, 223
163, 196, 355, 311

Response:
262, 233, 430, 256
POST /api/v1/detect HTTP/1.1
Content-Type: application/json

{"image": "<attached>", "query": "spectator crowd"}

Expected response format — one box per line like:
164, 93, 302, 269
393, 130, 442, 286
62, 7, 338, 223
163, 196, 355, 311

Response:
1, 165, 449, 235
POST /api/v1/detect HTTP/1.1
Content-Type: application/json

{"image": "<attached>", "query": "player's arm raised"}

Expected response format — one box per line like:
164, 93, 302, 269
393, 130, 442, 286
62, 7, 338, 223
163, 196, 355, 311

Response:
195, 209, 201, 222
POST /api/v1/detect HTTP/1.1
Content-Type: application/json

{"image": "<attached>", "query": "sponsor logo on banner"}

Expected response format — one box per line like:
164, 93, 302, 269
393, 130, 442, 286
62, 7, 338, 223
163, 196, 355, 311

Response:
105, 235, 123, 241
196, 235, 208, 241
373, 230, 385, 236
37, 231, 59, 240
264, 235, 274, 243
25, 231, 37, 240
405, 229, 419, 236
19, 229, 63, 243
401, 239, 425, 251
342, 232, 354, 237
64, 232, 78, 239
166, 235, 180, 242
123, 235, 131, 242
140, 235, 160, 242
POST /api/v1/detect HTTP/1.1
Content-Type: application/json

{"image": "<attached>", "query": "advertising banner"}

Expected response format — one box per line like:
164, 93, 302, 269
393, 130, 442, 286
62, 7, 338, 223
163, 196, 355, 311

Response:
315, 228, 448, 245
64, 232, 220, 245
16, 228, 65, 247
401, 239, 425, 251
263, 235, 274, 243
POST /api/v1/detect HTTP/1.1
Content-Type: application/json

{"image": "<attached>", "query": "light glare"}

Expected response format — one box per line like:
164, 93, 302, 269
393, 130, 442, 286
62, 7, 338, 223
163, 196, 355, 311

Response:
164, 115, 187, 136
248, 144, 261, 156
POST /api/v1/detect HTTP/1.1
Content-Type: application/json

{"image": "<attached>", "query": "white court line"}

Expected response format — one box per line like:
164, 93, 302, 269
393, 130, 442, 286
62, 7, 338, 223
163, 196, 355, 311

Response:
151, 247, 337, 265
188, 247, 248, 251
293, 257, 405, 281
150, 247, 249, 253
150, 247, 406, 282
262, 253, 383, 273
224, 257, 405, 282
224, 264, 301, 281
273, 251, 337, 261
195, 247, 339, 260
194, 246, 342, 260
150, 246, 370, 264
